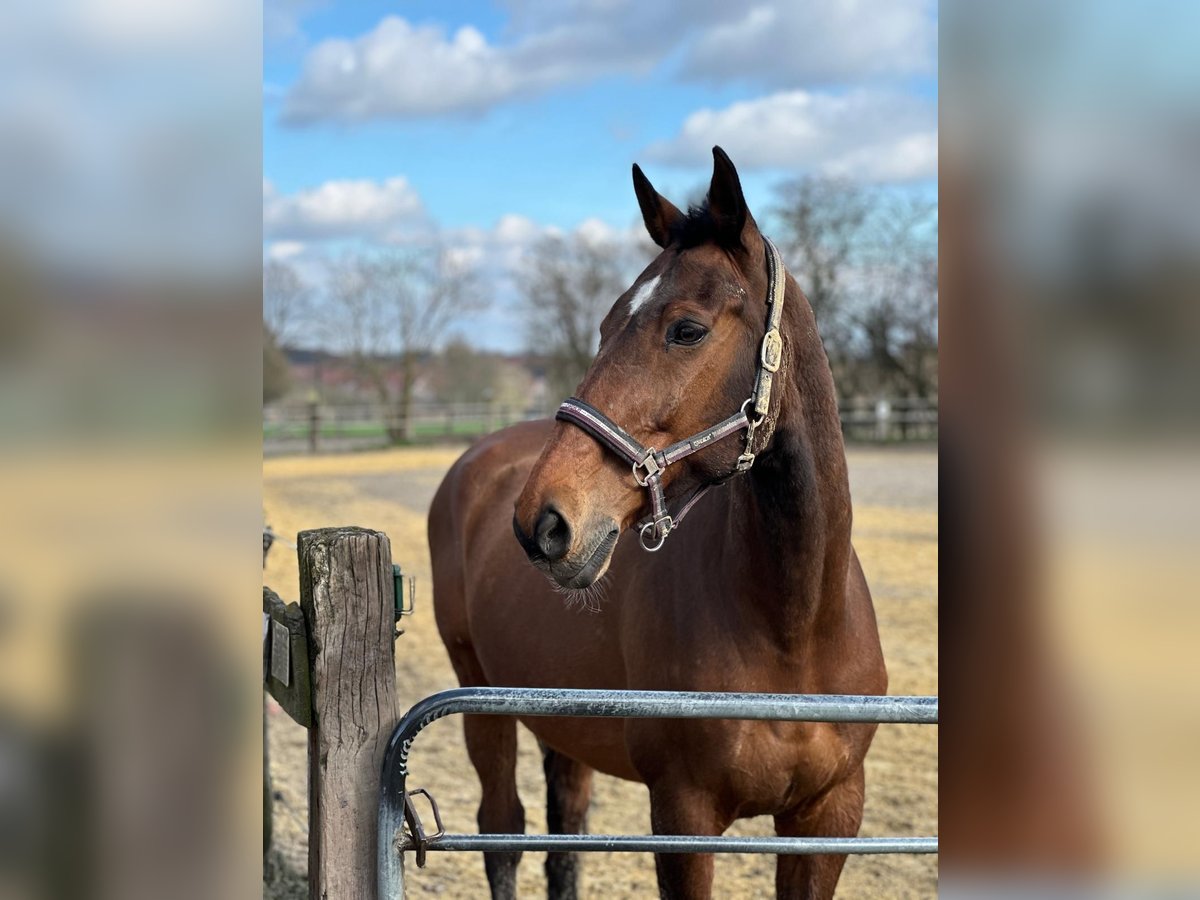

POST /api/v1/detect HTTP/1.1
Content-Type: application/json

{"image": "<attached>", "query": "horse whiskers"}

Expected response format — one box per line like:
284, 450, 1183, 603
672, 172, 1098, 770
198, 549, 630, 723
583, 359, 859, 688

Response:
516, 547, 610, 613
552, 575, 609, 614
519, 551, 551, 575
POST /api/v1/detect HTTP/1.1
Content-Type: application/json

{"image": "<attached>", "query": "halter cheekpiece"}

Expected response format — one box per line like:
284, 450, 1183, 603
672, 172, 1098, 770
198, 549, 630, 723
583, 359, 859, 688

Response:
555, 237, 787, 552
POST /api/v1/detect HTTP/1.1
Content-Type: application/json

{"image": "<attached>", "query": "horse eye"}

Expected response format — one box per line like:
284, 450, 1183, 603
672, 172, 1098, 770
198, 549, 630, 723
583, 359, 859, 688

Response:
668, 320, 708, 346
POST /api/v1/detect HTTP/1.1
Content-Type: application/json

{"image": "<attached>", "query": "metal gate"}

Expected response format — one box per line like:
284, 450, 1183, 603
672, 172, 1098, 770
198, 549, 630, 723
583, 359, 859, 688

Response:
378, 687, 938, 897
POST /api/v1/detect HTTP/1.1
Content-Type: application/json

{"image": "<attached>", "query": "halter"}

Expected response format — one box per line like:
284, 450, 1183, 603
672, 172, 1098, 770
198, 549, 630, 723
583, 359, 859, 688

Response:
556, 236, 787, 552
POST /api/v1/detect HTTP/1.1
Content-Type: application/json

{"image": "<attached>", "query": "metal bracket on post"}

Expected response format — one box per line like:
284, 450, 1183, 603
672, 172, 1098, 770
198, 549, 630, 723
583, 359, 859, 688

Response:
400, 788, 445, 869
263, 587, 312, 728
393, 564, 415, 639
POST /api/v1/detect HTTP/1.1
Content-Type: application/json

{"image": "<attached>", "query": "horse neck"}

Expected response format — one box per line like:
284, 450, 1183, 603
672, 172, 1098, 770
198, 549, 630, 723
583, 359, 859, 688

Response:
728, 277, 853, 643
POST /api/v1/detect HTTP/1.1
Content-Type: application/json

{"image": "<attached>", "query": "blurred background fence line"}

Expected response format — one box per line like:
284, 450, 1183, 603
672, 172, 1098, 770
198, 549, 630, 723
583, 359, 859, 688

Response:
263, 396, 937, 455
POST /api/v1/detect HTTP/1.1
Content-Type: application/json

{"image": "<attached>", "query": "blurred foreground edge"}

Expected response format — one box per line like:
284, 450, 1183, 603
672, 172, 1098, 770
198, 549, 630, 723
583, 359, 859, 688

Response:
939, 160, 1103, 882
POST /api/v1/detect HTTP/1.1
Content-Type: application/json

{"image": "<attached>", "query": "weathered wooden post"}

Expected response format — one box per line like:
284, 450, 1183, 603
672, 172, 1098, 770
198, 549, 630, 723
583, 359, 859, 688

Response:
875, 397, 892, 442
307, 399, 320, 454
299, 527, 398, 900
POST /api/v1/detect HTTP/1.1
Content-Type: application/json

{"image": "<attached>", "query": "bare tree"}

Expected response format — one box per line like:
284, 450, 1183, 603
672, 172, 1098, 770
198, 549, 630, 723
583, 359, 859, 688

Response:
432, 338, 506, 406
432, 339, 534, 411
323, 247, 479, 441
516, 233, 630, 399
772, 176, 937, 400
772, 177, 872, 341
853, 195, 938, 399
370, 249, 479, 440
325, 254, 391, 401
263, 259, 312, 347
263, 324, 291, 405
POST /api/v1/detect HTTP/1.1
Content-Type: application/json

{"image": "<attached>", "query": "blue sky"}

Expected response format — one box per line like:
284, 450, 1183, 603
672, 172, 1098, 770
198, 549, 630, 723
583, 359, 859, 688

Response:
264, 1, 938, 350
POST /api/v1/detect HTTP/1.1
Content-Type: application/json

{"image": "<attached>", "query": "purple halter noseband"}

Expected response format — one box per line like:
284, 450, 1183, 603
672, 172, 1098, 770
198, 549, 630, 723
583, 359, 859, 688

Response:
555, 237, 787, 551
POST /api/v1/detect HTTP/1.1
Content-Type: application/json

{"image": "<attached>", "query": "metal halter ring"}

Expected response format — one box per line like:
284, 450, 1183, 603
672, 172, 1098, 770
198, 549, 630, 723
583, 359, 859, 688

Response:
639, 517, 673, 552
740, 397, 766, 430
736, 399, 763, 474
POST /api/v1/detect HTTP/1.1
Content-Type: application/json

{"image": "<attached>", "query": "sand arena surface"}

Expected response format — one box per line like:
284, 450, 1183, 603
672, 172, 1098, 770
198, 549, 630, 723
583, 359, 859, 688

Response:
263, 445, 937, 899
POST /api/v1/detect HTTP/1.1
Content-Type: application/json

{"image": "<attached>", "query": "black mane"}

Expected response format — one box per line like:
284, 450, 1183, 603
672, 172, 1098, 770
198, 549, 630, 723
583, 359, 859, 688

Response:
668, 199, 747, 251
668, 202, 718, 249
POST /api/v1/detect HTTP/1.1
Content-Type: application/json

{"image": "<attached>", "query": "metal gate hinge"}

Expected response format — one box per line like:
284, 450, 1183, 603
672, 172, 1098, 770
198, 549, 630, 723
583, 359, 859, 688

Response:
400, 787, 445, 868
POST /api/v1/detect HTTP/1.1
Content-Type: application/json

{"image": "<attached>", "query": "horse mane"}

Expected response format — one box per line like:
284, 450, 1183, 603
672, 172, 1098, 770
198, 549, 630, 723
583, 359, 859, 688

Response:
667, 196, 758, 254
668, 200, 750, 251
667, 203, 714, 248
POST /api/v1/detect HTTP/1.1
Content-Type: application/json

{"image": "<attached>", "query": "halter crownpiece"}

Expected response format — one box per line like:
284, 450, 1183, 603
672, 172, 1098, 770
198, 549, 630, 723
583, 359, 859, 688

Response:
555, 236, 788, 552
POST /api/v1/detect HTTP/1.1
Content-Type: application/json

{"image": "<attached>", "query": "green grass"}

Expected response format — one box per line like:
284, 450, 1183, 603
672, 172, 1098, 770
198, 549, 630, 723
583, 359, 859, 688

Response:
263, 418, 519, 442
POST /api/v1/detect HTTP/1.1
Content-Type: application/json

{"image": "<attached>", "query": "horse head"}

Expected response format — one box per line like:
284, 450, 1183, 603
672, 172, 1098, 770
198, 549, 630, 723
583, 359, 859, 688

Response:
514, 147, 784, 589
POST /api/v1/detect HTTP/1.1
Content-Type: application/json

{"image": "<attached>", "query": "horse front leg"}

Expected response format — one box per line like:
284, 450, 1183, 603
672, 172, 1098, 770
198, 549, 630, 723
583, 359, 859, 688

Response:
773, 766, 865, 900
648, 783, 731, 900
542, 745, 594, 900
464, 713, 525, 900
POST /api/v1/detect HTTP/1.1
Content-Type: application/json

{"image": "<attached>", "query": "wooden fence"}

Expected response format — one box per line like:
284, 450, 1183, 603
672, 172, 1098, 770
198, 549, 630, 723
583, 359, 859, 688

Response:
264, 526, 402, 898
264, 397, 937, 454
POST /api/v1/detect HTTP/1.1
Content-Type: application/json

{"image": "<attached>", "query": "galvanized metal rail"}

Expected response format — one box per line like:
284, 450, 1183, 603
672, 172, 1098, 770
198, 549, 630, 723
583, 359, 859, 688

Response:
415, 833, 938, 855
378, 687, 938, 897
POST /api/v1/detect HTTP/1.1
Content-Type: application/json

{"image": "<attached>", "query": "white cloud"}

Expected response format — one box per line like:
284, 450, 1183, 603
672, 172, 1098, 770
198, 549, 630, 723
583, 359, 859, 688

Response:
453, 214, 650, 273
263, 175, 426, 240
678, 1, 935, 87
266, 240, 306, 260
281, 13, 662, 124
644, 90, 937, 181
443, 244, 484, 272
494, 213, 546, 246
575, 217, 621, 246
283, 19, 510, 122
268, 202, 641, 282
279, 2, 936, 124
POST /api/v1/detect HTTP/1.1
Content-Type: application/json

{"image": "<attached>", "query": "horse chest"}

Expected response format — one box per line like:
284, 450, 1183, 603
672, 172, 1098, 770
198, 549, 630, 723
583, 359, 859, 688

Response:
620, 596, 851, 807
717, 720, 849, 810
626, 715, 851, 815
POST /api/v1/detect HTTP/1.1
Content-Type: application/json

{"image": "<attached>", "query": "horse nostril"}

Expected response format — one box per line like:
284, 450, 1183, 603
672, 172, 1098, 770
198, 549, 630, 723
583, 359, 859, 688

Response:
534, 507, 572, 561
513, 514, 538, 557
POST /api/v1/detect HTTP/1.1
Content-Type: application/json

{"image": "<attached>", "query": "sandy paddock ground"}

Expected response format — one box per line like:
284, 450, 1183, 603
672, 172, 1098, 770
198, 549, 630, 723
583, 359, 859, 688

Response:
263, 444, 937, 899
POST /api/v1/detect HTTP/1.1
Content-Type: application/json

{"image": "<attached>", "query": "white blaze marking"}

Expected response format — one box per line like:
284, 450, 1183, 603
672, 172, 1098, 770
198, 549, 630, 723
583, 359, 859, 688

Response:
627, 274, 661, 320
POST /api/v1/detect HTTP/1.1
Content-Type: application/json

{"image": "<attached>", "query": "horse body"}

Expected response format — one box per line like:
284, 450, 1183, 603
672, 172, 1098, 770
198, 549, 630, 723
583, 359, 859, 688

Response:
430, 149, 886, 899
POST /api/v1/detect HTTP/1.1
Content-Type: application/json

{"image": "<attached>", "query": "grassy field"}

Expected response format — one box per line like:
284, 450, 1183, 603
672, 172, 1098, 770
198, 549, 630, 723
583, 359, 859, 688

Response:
263, 419, 514, 441
263, 416, 531, 456
263, 444, 937, 899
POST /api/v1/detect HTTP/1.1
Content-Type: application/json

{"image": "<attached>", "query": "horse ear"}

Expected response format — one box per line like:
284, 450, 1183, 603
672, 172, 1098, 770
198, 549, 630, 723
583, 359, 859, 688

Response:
632, 163, 683, 249
707, 146, 757, 249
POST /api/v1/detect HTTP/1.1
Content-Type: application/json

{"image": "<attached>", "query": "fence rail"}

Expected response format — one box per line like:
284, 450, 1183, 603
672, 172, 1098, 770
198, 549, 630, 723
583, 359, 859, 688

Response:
264, 397, 937, 454
379, 687, 938, 897
415, 834, 939, 855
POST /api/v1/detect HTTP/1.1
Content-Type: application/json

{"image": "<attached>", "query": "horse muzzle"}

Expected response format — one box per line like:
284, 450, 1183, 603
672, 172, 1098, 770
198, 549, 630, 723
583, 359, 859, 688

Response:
513, 511, 619, 590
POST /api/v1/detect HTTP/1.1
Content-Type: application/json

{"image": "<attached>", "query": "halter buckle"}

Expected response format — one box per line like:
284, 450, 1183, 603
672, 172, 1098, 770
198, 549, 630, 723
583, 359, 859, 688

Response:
632, 451, 661, 487
639, 516, 673, 552
760, 328, 783, 373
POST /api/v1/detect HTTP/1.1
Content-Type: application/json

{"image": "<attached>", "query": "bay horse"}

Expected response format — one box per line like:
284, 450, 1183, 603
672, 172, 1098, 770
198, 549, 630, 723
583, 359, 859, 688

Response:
430, 147, 886, 899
